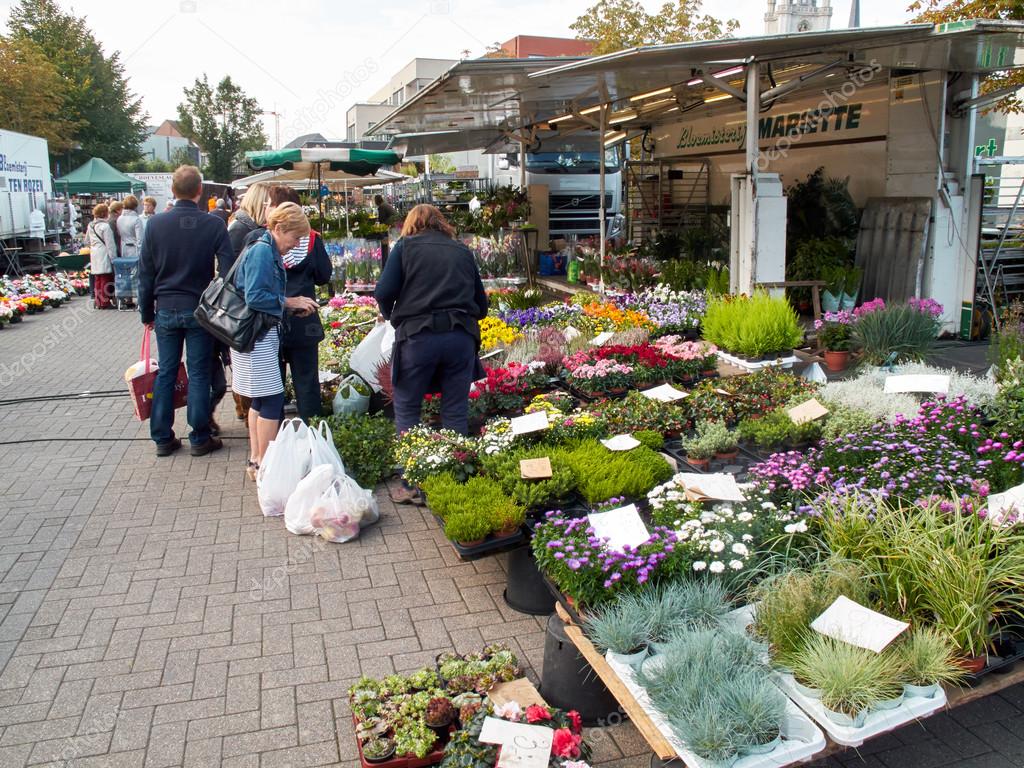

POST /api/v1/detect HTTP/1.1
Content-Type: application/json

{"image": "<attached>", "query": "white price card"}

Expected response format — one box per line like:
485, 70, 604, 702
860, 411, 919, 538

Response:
884, 374, 951, 394
510, 411, 549, 436
588, 504, 651, 552
563, 325, 582, 341
986, 482, 1024, 526
677, 473, 746, 502
601, 434, 641, 451
811, 595, 909, 653
317, 370, 341, 384
479, 717, 554, 768
590, 331, 615, 346
787, 398, 830, 426
642, 383, 688, 402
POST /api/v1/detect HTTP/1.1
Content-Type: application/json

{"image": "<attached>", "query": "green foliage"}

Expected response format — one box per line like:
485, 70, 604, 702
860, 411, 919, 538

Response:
898, 627, 967, 687
178, 74, 267, 182
990, 301, 1024, 371
562, 440, 674, 503
820, 402, 880, 441
311, 413, 395, 489
633, 430, 665, 451
991, 356, 1024, 439
787, 237, 851, 286
422, 474, 526, 540
852, 303, 940, 365
8, 0, 149, 166
785, 168, 860, 247
0, 35, 79, 153
570, 0, 740, 56
703, 293, 803, 358
444, 513, 491, 544
737, 408, 820, 450
594, 390, 690, 435
480, 446, 578, 511
583, 603, 650, 654
787, 634, 904, 717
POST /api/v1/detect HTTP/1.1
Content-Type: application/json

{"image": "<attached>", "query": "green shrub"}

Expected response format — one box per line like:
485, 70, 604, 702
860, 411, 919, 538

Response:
311, 413, 396, 488
703, 293, 803, 358
737, 408, 820, 450
563, 440, 674, 503
481, 446, 578, 511
853, 303, 939, 365
422, 474, 526, 539
633, 430, 665, 451
444, 513, 492, 544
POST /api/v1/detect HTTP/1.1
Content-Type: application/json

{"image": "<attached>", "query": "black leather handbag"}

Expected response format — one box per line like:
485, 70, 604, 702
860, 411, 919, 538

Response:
194, 243, 277, 353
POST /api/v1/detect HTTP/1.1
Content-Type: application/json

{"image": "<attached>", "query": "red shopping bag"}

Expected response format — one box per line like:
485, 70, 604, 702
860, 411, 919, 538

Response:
128, 328, 188, 421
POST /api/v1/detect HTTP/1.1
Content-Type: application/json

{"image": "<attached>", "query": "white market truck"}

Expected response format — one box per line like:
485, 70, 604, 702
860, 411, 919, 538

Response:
0, 128, 54, 240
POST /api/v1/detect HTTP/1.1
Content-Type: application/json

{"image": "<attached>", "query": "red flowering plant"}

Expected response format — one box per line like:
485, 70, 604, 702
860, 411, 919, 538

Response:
474, 362, 549, 415
441, 702, 590, 768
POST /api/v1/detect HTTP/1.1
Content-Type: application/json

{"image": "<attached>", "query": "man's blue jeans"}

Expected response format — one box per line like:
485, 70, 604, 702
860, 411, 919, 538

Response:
152, 309, 213, 447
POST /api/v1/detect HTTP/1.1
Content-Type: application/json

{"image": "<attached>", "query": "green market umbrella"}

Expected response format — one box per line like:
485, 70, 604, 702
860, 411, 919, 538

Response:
55, 157, 146, 195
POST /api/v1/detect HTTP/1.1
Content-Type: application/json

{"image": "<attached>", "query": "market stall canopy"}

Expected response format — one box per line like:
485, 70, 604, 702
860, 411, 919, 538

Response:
233, 168, 410, 190
245, 147, 402, 176
55, 158, 146, 195
370, 20, 1024, 139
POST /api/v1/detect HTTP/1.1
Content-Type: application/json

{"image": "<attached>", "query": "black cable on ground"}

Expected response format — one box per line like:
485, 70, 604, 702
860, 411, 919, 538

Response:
0, 436, 249, 446
0, 390, 128, 407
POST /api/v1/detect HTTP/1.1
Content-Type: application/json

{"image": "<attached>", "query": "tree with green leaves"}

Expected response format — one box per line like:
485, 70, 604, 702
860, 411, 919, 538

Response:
909, 0, 1023, 113
7, 0, 148, 167
177, 75, 267, 182
571, 0, 739, 56
0, 35, 79, 152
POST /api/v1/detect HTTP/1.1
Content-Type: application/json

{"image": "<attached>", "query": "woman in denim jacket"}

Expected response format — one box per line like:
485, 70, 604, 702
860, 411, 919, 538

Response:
230, 202, 318, 478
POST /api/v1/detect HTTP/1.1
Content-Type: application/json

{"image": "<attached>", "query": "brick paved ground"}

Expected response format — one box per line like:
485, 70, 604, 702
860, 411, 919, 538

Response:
0, 303, 1021, 768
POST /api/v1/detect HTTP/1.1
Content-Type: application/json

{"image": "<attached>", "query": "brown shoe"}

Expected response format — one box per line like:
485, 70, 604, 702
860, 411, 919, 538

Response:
190, 437, 223, 457
389, 484, 423, 505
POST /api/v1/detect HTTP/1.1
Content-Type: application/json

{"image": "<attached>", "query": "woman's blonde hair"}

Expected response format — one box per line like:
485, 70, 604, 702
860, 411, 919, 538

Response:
267, 202, 309, 236
122, 195, 139, 210
92, 204, 108, 218
108, 200, 123, 215
400, 204, 455, 238
239, 182, 270, 226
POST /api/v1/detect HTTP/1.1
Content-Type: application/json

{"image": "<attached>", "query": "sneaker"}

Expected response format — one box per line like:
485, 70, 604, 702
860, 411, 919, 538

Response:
156, 438, 182, 457
190, 437, 223, 457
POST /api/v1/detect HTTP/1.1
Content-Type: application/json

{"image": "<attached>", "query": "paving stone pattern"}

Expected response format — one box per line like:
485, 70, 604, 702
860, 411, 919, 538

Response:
0, 305, 1021, 768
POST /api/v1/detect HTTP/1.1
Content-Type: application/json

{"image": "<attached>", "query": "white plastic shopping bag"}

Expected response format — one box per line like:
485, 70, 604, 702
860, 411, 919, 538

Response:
257, 418, 312, 517
309, 474, 380, 543
308, 421, 346, 476
348, 321, 395, 393
284, 464, 336, 535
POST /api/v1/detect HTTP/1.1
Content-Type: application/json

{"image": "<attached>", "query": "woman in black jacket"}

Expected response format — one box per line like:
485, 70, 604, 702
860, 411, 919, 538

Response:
243, 186, 332, 421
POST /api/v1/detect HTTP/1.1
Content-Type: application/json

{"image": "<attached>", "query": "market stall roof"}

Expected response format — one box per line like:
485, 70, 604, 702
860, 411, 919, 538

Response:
245, 147, 402, 175
55, 158, 146, 194
371, 20, 1024, 146
233, 167, 409, 190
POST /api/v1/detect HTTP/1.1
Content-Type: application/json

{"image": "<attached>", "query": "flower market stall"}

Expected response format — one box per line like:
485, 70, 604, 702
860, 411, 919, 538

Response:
0, 271, 88, 328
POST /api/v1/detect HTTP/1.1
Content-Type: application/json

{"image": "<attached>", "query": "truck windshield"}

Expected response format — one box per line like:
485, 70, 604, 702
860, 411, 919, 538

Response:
525, 149, 620, 174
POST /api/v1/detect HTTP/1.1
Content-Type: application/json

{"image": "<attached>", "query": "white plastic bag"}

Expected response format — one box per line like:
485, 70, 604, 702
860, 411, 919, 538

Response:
257, 418, 312, 517
308, 421, 346, 476
331, 374, 370, 416
348, 321, 395, 392
310, 474, 380, 543
284, 464, 335, 535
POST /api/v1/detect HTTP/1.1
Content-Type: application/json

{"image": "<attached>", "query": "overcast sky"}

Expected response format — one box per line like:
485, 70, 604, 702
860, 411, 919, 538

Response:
0, 0, 915, 147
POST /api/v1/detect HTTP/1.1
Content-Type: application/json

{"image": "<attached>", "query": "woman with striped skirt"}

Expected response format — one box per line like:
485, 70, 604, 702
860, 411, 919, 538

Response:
230, 202, 319, 478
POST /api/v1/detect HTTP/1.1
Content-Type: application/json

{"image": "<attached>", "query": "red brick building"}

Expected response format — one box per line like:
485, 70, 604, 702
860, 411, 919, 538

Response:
499, 35, 594, 58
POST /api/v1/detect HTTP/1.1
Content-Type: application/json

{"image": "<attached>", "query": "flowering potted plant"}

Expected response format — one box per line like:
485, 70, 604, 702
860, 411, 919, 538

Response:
815, 310, 855, 371
565, 360, 634, 396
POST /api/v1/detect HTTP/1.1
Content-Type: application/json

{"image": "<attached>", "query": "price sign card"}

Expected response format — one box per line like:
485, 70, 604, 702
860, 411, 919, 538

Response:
588, 504, 651, 552
601, 434, 641, 452
642, 383, 688, 402
678, 473, 746, 502
811, 595, 909, 653
562, 326, 582, 341
787, 398, 829, 426
479, 717, 554, 768
987, 482, 1024, 526
510, 411, 549, 436
884, 374, 951, 394
590, 331, 615, 347
520, 457, 553, 480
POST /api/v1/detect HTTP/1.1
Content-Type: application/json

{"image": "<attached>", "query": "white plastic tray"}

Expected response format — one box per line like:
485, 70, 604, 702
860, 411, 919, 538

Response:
717, 351, 798, 371
606, 653, 827, 768
773, 671, 947, 748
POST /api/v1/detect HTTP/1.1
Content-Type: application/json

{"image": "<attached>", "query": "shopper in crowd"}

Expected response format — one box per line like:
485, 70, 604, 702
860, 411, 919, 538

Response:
225, 182, 271, 422
163, 200, 175, 212
230, 202, 318, 478
374, 194, 397, 226
140, 196, 157, 233
86, 203, 117, 310
117, 195, 146, 259
107, 200, 124, 258
138, 165, 234, 458
211, 198, 230, 226
243, 186, 332, 422
374, 204, 488, 502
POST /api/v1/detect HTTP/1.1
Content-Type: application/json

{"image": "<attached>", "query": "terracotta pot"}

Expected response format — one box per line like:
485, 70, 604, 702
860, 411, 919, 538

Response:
823, 350, 850, 372
496, 526, 520, 538
958, 654, 987, 674
456, 538, 487, 548
715, 450, 739, 461
687, 456, 711, 470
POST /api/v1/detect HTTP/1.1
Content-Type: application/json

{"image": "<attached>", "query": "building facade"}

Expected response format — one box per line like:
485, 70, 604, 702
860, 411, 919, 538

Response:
142, 120, 200, 165
764, 0, 832, 34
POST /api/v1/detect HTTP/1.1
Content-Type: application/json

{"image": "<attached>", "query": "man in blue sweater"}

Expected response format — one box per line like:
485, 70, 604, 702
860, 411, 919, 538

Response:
139, 166, 234, 457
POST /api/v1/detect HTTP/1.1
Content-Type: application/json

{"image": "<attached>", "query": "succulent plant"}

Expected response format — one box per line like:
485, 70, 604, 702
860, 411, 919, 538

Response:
424, 696, 456, 727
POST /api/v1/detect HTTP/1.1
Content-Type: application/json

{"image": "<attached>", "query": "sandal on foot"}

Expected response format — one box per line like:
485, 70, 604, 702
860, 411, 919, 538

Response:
246, 460, 259, 481
389, 485, 423, 505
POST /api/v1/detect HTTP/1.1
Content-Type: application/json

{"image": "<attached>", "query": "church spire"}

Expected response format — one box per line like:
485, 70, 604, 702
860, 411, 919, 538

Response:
848, 0, 860, 27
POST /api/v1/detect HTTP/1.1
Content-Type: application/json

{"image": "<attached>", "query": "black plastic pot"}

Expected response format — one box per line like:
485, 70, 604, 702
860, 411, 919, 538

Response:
504, 545, 556, 616
540, 613, 622, 727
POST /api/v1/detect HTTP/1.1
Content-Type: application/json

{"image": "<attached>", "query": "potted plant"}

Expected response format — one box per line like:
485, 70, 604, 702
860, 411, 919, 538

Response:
898, 627, 966, 699
682, 432, 715, 470
361, 737, 396, 763
789, 634, 904, 728
493, 502, 526, 539
668, 705, 740, 768
815, 310, 855, 371
444, 513, 491, 548
724, 676, 787, 756
423, 696, 456, 733
583, 604, 650, 670
695, 419, 738, 460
